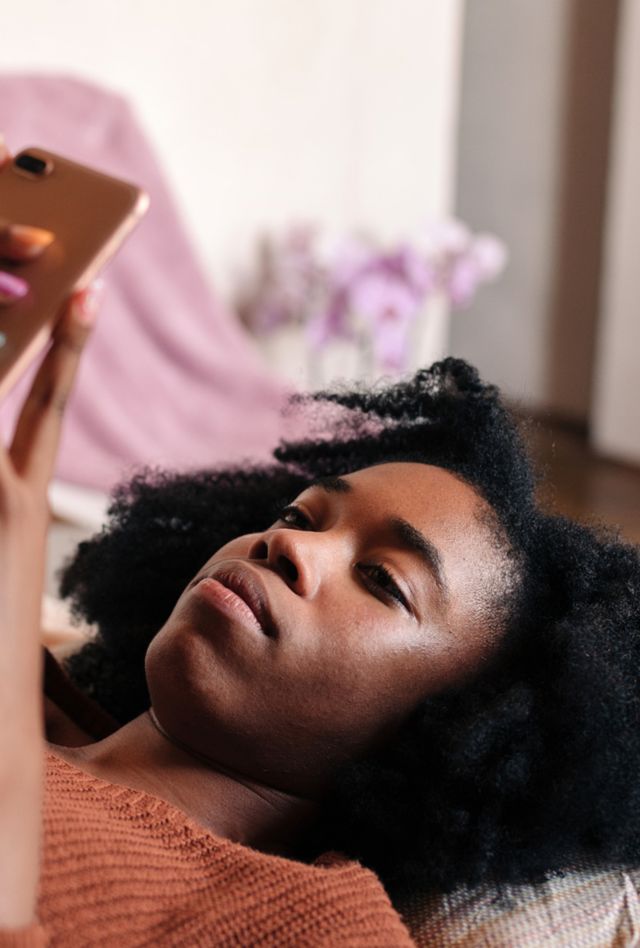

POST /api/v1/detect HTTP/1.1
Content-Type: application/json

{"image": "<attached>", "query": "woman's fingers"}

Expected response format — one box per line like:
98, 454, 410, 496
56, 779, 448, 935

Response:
0, 223, 56, 305
9, 281, 103, 492
0, 220, 55, 263
0, 136, 55, 298
0, 268, 29, 305
0, 132, 9, 168
0, 131, 97, 496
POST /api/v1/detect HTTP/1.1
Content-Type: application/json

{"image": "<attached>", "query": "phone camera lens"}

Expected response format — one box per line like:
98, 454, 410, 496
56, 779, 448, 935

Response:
14, 152, 48, 175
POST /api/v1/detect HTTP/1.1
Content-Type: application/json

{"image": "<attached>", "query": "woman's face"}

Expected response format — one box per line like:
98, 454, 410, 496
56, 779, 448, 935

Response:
146, 462, 511, 797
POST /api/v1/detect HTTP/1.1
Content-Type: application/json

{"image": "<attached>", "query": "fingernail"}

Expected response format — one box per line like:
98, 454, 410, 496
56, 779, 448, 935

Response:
10, 224, 55, 256
74, 278, 105, 326
0, 270, 29, 300
0, 133, 7, 164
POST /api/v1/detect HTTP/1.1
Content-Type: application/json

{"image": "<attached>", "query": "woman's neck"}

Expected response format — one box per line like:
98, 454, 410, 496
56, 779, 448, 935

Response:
49, 708, 320, 859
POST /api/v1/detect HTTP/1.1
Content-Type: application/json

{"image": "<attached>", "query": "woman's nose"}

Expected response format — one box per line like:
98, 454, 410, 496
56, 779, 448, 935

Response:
248, 528, 321, 598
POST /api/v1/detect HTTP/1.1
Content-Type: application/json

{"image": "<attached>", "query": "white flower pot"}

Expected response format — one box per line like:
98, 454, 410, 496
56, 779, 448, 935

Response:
255, 300, 450, 390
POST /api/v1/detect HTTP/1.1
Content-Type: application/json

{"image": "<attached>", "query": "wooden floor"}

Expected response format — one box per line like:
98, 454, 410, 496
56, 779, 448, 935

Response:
520, 413, 640, 544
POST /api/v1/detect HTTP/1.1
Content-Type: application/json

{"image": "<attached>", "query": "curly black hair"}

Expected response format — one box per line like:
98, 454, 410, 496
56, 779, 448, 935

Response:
59, 357, 640, 902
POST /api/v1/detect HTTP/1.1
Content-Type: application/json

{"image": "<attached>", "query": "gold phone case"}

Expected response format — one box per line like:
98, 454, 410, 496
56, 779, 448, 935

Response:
0, 146, 149, 397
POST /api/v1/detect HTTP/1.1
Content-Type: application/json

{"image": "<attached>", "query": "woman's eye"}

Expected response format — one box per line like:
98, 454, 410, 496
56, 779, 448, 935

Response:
276, 504, 311, 529
358, 563, 410, 611
273, 507, 410, 612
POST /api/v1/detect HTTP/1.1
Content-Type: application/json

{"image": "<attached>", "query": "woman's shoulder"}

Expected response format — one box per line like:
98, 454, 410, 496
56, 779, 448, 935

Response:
42, 645, 120, 745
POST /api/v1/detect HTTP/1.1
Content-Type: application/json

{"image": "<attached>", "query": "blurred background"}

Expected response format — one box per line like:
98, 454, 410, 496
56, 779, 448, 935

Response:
1, 0, 638, 630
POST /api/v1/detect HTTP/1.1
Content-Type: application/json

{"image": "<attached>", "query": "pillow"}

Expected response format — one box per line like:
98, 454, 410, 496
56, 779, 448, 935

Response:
394, 865, 640, 946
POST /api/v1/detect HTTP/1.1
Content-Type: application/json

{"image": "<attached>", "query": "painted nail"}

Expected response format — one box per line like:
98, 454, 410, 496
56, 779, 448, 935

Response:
0, 270, 29, 300
74, 278, 105, 326
10, 224, 55, 256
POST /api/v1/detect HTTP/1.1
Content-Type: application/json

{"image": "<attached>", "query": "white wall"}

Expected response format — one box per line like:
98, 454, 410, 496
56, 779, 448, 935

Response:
451, 0, 571, 411
1, 0, 463, 300
592, 0, 640, 465
453, 0, 621, 426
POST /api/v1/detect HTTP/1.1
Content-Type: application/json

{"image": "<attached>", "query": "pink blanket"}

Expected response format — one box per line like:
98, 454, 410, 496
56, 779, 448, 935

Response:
0, 73, 293, 491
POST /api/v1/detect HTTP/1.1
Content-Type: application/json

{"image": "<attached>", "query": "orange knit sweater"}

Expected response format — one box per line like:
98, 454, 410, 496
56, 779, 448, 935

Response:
1, 651, 415, 947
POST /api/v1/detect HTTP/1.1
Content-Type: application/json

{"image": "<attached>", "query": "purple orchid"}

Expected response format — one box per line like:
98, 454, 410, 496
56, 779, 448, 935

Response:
342, 248, 434, 370
237, 217, 507, 380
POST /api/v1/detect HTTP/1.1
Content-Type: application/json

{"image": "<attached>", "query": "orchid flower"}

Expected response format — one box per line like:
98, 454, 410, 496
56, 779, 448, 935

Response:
236, 217, 507, 377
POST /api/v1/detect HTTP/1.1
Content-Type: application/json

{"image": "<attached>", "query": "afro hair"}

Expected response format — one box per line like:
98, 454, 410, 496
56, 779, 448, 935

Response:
59, 358, 640, 900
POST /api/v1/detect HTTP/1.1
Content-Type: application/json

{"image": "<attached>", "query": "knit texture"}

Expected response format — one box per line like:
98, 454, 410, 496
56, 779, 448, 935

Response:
0, 750, 414, 947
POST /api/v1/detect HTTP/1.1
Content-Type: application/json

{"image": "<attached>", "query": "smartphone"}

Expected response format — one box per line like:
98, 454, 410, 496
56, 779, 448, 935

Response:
0, 146, 149, 397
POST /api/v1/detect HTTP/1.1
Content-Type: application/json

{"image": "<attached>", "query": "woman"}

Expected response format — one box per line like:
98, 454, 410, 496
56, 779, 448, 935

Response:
2, 140, 640, 945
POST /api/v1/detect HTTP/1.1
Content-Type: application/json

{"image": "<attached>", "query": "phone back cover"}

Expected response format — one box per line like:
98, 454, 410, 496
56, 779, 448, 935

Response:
0, 146, 148, 393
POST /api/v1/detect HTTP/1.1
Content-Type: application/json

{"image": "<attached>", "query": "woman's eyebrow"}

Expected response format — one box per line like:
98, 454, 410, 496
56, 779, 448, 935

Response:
309, 475, 449, 600
388, 517, 449, 602
310, 475, 353, 494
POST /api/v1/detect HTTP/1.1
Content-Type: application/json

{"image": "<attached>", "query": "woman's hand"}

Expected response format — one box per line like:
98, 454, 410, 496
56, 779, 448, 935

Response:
0, 135, 54, 305
0, 132, 100, 681
0, 286, 102, 676
0, 132, 103, 929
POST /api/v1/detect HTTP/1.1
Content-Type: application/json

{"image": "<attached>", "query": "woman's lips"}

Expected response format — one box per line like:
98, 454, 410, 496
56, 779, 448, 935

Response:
194, 577, 266, 636
211, 565, 277, 638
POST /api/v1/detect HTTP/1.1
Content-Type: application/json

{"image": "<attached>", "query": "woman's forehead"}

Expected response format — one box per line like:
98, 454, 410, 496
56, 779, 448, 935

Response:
343, 462, 484, 512
303, 461, 493, 551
